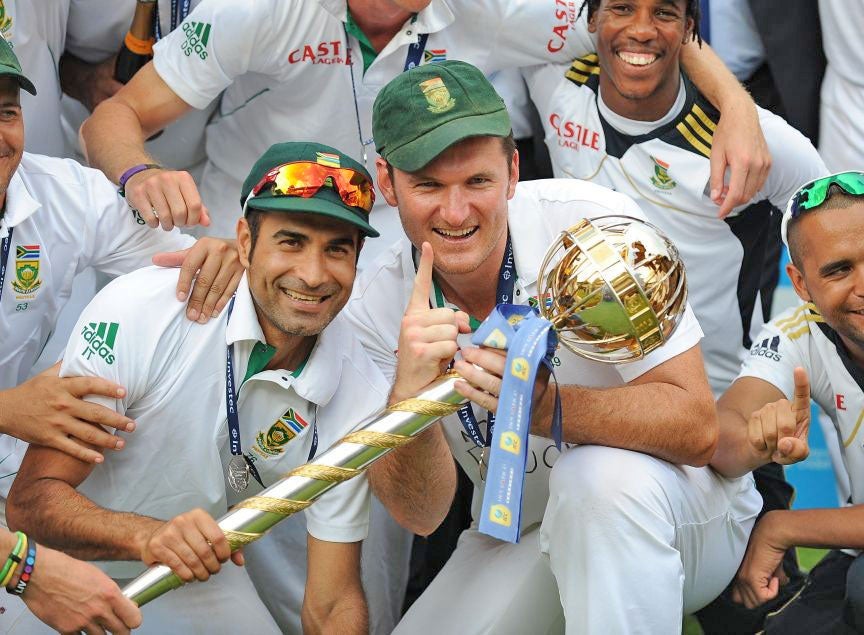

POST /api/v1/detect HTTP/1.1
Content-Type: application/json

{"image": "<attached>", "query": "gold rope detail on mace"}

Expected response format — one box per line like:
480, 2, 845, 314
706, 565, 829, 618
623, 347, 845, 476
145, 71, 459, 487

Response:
224, 530, 262, 549
387, 399, 462, 417
341, 430, 413, 449
235, 496, 311, 515
288, 464, 361, 482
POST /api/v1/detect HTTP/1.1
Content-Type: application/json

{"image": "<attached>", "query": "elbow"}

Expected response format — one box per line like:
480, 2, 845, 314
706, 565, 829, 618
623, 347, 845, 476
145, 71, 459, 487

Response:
682, 400, 719, 468
6, 480, 30, 532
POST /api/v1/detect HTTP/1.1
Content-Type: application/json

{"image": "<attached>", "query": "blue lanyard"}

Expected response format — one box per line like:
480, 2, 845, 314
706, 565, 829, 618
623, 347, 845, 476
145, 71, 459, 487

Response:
0, 227, 13, 306
224, 297, 318, 489
153, 0, 192, 41
417, 235, 514, 448
404, 33, 428, 71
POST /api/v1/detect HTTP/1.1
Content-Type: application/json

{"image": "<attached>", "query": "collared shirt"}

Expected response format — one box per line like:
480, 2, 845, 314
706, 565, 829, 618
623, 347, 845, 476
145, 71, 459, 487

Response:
523, 61, 828, 394
739, 304, 864, 514
150, 0, 596, 248
56, 268, 387, 579
2, 0, 70, 157
345, 179, 704, 535
0, 153, 192, 488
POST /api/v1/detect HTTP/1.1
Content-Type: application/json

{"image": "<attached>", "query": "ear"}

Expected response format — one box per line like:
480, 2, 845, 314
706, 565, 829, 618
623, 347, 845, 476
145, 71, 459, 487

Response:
683, 16, 694, 43
587, 10, 598, 33
375, 158, 399, 208
237, 217, 253, 269
507, 149, 520, 199
786, 262, 812, 303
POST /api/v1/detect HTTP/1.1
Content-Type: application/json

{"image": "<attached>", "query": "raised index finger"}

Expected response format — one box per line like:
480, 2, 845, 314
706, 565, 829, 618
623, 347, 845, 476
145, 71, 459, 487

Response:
407, 242, 435, 313
792, 366, 811, 434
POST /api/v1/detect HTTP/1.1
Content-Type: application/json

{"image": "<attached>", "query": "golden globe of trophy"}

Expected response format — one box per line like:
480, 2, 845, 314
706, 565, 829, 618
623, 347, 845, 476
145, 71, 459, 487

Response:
536, 215, 687, 362
123, 215, 688, 606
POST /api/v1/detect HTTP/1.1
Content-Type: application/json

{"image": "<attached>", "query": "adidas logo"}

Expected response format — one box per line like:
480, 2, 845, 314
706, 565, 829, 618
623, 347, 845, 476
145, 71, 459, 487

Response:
750, 335, 781, 362
181, 21, 211, 60
81, 322, 119, 365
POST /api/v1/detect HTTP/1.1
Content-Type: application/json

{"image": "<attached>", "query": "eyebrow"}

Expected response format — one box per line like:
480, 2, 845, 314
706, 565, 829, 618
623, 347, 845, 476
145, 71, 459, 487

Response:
818, 258, 853, 277
273, 229, 357, 247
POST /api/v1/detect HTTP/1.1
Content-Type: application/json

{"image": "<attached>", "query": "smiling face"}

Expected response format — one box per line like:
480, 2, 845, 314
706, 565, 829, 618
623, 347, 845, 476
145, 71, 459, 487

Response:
238, 212, 360, 346
589, 0, 693, 121
377, 135, 518, 280
0, 78, 23, 208
787, 202, 864, 366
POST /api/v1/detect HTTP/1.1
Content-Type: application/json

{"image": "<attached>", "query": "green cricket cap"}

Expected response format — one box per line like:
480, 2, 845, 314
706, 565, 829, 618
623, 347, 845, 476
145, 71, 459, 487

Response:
240, 142, 378, 237
372, 60, 511, 172
0, 36, 36, 95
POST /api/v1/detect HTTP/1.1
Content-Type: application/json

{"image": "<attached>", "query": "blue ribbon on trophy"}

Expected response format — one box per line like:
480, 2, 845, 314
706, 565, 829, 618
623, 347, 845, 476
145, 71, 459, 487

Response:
473, 304, 562, 544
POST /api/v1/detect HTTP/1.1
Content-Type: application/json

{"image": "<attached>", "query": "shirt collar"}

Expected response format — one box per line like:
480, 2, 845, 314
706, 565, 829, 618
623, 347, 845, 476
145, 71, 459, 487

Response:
0, 168, 41, 239
225, 272, 343, 407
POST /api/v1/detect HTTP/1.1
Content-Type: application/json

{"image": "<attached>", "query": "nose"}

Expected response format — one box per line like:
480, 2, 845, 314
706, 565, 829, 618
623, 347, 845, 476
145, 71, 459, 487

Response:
295, 250, 330, 289
626, 7, 658, 41
439, 186, 471, 227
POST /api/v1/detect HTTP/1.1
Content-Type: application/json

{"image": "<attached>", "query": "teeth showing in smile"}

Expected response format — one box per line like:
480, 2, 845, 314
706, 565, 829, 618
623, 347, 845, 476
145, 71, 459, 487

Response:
617, 51, 657, 66
435, 227, 477, 238
285, 290, 325, 304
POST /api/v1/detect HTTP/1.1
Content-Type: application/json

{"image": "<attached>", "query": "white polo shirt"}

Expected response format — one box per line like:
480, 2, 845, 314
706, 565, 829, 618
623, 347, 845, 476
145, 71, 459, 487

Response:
739, 303, 864, 507
58, 267, 386, 579
150, 0, 595, 247
2, 0, 70, 157
62, 0, 214, 170
345, 179, 704, 534
524, 61, 827, 394
0, 153, 192, 486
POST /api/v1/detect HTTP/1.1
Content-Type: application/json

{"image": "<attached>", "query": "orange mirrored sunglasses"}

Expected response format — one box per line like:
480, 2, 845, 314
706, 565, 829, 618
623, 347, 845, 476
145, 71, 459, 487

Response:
251, 161, 375, 213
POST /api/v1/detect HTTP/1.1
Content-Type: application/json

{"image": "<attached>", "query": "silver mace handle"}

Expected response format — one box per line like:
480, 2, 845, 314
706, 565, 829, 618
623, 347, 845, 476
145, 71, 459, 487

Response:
122, 372, 466, 607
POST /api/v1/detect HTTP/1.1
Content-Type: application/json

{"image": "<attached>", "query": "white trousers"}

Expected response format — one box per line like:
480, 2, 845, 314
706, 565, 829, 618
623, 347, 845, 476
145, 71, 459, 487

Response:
395, 445, 762, 635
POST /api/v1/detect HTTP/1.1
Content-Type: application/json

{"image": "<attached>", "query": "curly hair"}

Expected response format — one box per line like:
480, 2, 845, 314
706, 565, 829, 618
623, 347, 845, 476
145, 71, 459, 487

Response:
578, 0, 703, 46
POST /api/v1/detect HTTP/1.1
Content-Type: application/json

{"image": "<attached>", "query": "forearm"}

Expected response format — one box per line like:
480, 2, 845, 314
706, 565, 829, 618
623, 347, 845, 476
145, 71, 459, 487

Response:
80, 99, 158, 182
301, 588, 368, 635
532, 381, 717, 466
7, 478, 160, 561
710, 406, 764, 477
681, 42, 751, 111
368, 422, 456, 536
761, 507, 864, 552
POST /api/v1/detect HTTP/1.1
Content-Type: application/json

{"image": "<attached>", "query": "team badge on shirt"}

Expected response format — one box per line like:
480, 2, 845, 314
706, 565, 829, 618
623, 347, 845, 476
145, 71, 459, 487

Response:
254, 408, 309, 458
11, 245, 42, 299
420, 77, 456, 114
649, 156, 677, 191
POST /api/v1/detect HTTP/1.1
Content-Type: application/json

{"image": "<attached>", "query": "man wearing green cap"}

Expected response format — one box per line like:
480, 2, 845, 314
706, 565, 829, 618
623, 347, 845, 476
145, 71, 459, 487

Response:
7, 142, 389, 634
347, 60, 761, 633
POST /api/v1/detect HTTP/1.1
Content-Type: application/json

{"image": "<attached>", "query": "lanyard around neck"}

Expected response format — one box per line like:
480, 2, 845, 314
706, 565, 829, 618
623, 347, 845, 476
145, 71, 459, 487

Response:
153, 0, 192, 40
0, 227, 14, 306
224, 296, 319, 489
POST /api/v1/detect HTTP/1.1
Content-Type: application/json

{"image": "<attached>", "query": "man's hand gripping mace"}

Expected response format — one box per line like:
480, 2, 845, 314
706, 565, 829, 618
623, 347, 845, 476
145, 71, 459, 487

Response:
122, 372, 466, 607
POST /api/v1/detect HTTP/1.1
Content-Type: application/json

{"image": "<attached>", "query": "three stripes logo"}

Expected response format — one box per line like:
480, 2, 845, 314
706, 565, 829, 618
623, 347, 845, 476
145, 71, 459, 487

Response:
750, 335, 782, 362
80, 322, 119, 365
181, 21, 211, 60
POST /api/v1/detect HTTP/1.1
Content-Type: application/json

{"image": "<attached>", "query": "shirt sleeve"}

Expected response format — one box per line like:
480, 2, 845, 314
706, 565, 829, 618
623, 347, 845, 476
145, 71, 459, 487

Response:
152, 0, 288, 110
756, 108, 830, 210
736, 318, 806, 400
79, 168, 194, 276
304, 473, 371, 543
478, 0, 596, 69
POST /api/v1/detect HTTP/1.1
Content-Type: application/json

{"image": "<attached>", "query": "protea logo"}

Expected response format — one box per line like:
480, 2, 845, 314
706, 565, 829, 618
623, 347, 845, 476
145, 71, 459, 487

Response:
181, 21, 211, 60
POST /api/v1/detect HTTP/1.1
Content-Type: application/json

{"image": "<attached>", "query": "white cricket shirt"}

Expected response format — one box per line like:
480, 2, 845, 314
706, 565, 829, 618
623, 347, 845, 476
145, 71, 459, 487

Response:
739, 303, 864, 507
524, 60, 827, 394
150, 0, 595, 247
58, 268, 387, 579
0, 153, 192, 485
345, 179, 704, 534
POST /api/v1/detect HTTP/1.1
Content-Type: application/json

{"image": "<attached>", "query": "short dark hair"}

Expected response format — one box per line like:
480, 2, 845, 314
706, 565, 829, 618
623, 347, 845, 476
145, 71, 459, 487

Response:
578, 0, 702, 46
386, 132, 517, 183
787, 185, 861, 267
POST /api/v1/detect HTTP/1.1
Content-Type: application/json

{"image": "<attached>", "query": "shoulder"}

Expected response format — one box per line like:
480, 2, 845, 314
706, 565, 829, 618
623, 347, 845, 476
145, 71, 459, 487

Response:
351, 240, 412, 311
17, 152, 113, 194
510, 179, 645, 219
87, 267, 187, 323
